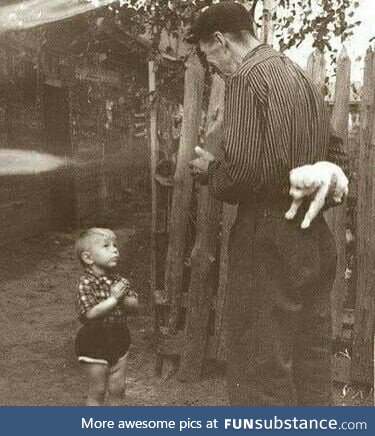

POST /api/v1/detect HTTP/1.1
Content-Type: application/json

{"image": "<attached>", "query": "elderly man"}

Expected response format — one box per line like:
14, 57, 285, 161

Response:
188, 2, 348, 406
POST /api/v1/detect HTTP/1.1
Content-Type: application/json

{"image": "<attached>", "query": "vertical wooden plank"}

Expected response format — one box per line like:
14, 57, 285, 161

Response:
351, 48, 375, 384
164, 53, 205, 333
148, 60, 161, 347
260, 0, 275, 45
149, 60, 158, 301
325, 47, 351, 339
306, 49, 326, 95
330, 47, 351, 148
178, 75, 225, 381
214, 203, 237, 362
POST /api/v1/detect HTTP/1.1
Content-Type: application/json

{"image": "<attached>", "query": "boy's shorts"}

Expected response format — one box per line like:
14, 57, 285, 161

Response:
75, 323, 131, 367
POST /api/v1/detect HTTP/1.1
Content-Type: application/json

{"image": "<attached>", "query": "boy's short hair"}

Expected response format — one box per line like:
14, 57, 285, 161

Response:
75, 228, 116, 264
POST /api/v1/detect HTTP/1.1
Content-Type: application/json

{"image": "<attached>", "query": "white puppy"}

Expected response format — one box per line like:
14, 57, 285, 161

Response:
191, 147, 349, 230
285, 161, 349, 229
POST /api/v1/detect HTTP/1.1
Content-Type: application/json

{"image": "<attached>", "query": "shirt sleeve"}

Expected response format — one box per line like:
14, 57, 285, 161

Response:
208, 74, 264, 203
76, 277, 97, 319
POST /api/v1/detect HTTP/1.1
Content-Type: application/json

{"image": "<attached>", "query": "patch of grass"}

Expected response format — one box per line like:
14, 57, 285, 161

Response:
335, 383, 374, 406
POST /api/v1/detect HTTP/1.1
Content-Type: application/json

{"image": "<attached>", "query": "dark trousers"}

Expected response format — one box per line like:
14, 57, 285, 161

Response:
226, 202, 337, 406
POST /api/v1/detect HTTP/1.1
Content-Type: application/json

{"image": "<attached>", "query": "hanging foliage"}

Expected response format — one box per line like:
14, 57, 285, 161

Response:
34, 0, 362, 104
3, 1, 362, 61
82, 1, 361, 54
42, 0, 355, 102
274, 0, 360, 52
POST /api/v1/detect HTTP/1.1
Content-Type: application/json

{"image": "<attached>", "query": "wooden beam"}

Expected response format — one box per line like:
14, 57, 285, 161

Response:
148, 60, 159, 330
164, 53, 205, 333
306, 49, 326, 96
260, 0, 275, 45
351, 48, 375, 384
178, 75, 225, 381
325, 47, 351, 339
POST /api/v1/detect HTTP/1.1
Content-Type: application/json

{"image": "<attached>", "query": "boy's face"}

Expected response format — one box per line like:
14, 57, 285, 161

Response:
84, 231, 119, 271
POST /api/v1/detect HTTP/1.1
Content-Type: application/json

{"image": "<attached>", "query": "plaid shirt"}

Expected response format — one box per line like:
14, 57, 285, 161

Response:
76, 268, 129, 327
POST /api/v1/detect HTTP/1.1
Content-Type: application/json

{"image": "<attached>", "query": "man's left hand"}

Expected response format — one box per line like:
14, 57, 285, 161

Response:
189, 146, 215, 184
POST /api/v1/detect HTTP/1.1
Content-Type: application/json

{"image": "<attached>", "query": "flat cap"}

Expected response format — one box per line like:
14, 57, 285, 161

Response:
186, 2, 254, 44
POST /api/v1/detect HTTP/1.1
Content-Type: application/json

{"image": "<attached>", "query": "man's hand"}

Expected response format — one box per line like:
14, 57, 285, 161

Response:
189, 146, 215, 184
285, 161, 349, 229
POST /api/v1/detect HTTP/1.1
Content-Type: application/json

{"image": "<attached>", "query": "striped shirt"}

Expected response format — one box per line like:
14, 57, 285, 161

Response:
208, 44, 348, 205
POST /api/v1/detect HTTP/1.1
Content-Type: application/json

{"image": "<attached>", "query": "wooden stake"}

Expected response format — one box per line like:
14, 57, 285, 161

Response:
214, 203, 237, 362
260, 0, 275, 45
149, 60, 158, 306
306, 49, 326, 96
178, 75, 225, 381
351, 48, 375, 384
164, 53, 205, 333
325, 47, 351, 339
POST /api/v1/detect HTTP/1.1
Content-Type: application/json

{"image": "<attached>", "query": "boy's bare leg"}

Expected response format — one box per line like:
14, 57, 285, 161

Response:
81, 362, 108, 406
107, 353, 128, 406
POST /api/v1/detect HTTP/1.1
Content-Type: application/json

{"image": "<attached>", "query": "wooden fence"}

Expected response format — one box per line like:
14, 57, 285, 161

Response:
151, 41, 374, 384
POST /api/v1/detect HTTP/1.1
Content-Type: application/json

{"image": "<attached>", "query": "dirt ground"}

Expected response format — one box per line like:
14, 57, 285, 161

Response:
0, 214, 372, 406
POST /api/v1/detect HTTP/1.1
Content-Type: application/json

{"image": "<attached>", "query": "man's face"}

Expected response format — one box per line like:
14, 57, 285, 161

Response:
199, 34, 233, 77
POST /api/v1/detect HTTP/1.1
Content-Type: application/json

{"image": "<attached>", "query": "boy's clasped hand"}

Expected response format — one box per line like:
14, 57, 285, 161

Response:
110, 279, 129, 300
111, 279, 139, 312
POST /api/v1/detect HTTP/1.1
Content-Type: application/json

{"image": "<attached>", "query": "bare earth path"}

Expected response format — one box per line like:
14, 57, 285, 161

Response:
0, 226, 227, 406
0, 224, 371, 406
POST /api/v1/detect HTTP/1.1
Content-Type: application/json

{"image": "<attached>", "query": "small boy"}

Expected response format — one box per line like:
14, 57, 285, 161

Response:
75, 228, 137, 406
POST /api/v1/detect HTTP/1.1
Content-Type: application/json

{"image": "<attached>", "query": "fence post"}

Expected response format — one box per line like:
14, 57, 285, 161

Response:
148, 60, 158, 311
178, 74, 225, 381
260, 0, 275, 45
164, 53, 205, 334
306, 49, 326, 95
213, 203, 237, 361
325, 47, 351, 339
351, 48, 375, 384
